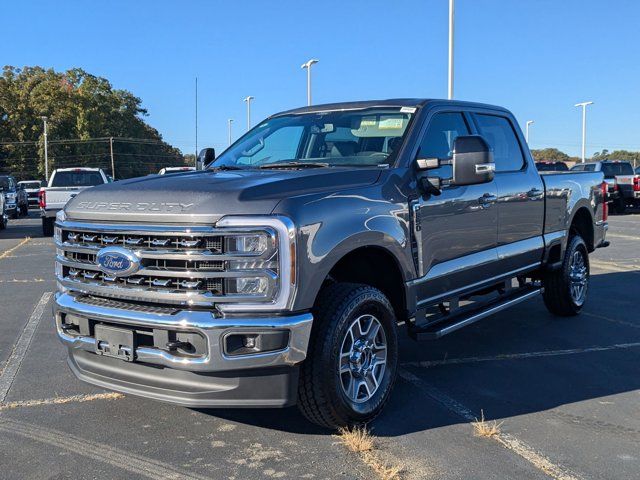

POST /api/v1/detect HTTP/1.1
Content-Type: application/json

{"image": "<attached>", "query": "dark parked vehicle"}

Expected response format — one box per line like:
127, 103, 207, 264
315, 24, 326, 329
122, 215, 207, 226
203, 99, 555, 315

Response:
571, 160, 638, 213
53, 99, 608, 428
18, 180, 43, 208
0, 175, 28, 218
535, 161, 569, 171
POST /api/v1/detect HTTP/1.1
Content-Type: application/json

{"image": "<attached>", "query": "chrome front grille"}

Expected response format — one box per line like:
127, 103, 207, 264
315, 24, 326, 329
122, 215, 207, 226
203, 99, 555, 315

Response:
55, 221, 278, 307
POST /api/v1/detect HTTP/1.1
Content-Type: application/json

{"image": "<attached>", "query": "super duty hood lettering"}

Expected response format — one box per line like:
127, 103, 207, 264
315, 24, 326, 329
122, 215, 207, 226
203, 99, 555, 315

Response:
75, 201, 194, 212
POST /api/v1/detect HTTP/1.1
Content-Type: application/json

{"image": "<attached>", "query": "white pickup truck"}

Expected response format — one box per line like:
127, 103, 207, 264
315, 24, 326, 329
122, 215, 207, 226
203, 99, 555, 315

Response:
40, 168, 109, 236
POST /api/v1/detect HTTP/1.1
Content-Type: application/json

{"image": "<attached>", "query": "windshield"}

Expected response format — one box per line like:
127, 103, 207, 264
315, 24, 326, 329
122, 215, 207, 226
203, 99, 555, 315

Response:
601, 162, 633, 178
210, 108, 414, 169
19, 182, 41, 189
51, 171, 104, 187
0, 177, 10, 190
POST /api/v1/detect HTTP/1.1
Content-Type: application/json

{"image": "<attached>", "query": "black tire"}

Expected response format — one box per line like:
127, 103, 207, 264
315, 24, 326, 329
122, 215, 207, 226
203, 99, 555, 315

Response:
613, 197, 626, 214
0, 215, 6, 230
42, 217, 54, 237
11, 209, 18, 219
297, 283, 398, 429
542, 235, 589, 316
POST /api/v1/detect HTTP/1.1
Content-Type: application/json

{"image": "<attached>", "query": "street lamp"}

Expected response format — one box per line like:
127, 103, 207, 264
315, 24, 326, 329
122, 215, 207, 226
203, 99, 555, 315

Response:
243, 96, 254, 132
525, 120, 534, 143
41, 116, 49, 182
448, 0, 454, 99
227, 119, 234, 146
301, 59, 319, 106
574, 101, 593, 163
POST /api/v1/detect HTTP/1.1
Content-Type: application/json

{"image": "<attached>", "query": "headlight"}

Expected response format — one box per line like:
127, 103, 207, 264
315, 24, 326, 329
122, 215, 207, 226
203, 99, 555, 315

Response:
215, 216, 296, 312
56, 209, 67, 222
225, 233, 269, 254
6, 192, 16, 200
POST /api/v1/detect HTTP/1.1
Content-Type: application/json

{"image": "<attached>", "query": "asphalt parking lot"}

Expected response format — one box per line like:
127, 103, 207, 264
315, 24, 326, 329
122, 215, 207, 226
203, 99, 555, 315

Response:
0, 211, 638, 480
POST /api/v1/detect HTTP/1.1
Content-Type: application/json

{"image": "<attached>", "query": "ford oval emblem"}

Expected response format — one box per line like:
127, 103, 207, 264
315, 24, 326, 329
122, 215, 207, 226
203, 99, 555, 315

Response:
96, 247, 140, 277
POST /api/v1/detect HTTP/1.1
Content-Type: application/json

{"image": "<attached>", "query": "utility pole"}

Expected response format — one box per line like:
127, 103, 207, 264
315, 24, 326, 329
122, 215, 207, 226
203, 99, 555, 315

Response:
109, 137, 115, 178
448, 0, 454, 100
228, 119, 234, 146
301, 59, 319, 106
525, 120, 534, 143
244, 96, 254, 131
41, 116, 49, 182
195, 77, 198, 167
574, 101, 593, 163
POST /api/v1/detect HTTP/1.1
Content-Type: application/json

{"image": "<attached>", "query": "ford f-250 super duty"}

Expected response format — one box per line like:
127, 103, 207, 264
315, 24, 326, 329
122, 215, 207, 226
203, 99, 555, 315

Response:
53, 99, 609, 428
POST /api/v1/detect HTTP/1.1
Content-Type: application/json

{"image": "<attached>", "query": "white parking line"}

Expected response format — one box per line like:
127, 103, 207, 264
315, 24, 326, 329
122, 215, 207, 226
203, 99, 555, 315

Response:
0, 418, 214, 480
0, 237, 31, 260
398, 368, 583, 480
0, 292, 52, 402
583, 311, 640, 330
0, 392, 124, 412
400, 342, 640, 369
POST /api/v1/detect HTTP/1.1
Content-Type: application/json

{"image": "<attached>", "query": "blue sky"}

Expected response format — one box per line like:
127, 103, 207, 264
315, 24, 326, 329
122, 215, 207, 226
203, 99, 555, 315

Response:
3, 0, 639, 157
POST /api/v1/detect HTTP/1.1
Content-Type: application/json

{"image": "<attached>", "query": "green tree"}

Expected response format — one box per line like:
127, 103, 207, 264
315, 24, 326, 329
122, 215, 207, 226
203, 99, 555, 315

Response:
0, 66, 188, 180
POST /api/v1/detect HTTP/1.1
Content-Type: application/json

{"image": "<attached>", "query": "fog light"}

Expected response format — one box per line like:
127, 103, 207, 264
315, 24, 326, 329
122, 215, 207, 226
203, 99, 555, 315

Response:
243, 336, 256, 348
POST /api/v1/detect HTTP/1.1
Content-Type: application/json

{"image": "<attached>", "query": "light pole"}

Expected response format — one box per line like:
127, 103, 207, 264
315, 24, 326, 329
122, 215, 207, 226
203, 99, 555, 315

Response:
448, 0, 454, 99
574, 101, 593, 163
301, 59, 319, 106
41, 116, 49, 182
227, 119, 234, 146
525, 120, 534, 143
243, 96, 254, 131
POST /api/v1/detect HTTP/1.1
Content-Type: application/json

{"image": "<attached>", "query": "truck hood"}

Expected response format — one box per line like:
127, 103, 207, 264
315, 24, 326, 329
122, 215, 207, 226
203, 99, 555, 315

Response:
64, 167, 382, 224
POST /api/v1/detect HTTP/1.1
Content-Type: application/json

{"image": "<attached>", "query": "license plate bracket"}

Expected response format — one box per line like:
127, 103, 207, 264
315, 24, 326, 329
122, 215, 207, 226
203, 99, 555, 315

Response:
94, 324, 135, 362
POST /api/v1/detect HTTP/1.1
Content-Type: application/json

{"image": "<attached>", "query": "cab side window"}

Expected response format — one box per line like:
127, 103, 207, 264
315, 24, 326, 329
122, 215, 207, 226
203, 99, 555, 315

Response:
417, 112, 470, 178
474, 114, 525, 172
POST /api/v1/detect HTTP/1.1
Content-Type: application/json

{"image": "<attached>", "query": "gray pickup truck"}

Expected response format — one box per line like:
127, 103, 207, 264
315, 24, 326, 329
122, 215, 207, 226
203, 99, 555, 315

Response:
53, 99, 608, 428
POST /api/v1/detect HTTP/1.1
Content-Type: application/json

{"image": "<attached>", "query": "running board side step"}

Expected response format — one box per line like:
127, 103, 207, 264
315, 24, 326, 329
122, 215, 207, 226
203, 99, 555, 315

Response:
409, 287, 542, 341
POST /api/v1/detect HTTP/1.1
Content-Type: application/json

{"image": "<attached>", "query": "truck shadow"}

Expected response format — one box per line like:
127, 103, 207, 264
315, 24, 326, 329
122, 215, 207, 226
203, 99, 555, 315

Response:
200, 270, 640, 436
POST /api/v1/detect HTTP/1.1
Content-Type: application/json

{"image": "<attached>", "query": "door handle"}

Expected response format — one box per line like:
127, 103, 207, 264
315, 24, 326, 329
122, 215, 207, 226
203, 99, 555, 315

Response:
527, 188, 544, 199
478, 193, 497, 206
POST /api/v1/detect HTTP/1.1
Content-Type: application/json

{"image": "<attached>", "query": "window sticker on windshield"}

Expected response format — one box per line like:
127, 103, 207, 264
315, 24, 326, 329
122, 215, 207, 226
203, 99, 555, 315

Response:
400, 106, 416, 114
378, 116, 405, 130
360, 116, 377, 127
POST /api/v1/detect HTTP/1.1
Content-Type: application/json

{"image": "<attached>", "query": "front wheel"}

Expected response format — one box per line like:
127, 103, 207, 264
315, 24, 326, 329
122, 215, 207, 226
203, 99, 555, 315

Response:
297, 283, 398, 429
542, 235, 589, 316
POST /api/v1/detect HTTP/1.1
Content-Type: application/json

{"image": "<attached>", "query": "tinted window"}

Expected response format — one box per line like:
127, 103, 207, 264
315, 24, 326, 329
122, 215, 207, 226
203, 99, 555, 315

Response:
474, 114, 525, 172
601, 162, 634, 178
417, 112, 470, 178
570, 164, 584, 171
583, 164, 596, 172
51, 171, 104, 187
19, 182, 41, 189
0, 177, 10, 190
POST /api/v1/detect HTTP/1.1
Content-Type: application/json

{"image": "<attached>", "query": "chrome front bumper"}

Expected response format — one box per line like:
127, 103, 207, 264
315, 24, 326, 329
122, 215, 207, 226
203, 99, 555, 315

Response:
53, 292, 313, 373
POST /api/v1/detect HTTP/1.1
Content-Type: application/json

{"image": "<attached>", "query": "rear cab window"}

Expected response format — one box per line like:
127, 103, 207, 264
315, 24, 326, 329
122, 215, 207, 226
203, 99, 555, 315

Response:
51, 171, 105, 187
601, 162, 634, 178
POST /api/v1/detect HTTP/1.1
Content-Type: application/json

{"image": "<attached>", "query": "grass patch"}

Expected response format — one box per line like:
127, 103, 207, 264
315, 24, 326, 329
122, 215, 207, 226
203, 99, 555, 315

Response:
472, 410, 503, 438
336, 426, 402, 480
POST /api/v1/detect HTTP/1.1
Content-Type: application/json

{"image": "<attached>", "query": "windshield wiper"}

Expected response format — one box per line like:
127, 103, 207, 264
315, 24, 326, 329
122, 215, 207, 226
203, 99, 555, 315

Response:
259, 162, 329, 169
208, 164, 250, 171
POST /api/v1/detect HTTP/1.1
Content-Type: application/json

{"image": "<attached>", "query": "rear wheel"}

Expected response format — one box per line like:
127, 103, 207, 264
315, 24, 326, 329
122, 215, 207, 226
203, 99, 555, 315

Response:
297, 283, 398, 429
542, 235, 589, 316
0, 214, 6, 230
42, 217, 54, 237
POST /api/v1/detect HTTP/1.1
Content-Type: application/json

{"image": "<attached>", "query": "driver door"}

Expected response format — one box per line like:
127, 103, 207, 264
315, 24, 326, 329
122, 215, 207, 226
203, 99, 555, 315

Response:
412, 111, 499, 304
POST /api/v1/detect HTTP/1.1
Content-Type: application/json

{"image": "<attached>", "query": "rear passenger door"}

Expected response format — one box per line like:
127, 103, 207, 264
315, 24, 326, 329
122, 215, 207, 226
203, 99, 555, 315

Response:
472, 113, 545, 272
